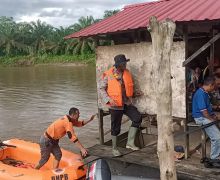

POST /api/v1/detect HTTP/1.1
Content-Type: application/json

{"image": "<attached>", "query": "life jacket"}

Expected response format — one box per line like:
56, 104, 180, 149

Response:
103, 67, 133, 106
45, 115, 83, 143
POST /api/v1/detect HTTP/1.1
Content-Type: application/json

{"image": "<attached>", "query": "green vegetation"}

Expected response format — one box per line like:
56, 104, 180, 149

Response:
0, 9, 119, 66
0, 54, 96, 66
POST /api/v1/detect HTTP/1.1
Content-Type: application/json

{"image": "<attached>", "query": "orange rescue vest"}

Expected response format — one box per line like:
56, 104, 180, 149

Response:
103, 67, 133, 106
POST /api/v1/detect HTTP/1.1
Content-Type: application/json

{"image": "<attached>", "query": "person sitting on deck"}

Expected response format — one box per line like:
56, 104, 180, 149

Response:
35, 107, 96, 169
99, 54, 143, 157
209, 67, 220, 112
192, 76, 220, 160
187, 67, 203, 93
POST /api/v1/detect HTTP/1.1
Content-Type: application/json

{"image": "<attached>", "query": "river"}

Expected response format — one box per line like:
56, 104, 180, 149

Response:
0, 64, 161, 179
0, 65, 101, 151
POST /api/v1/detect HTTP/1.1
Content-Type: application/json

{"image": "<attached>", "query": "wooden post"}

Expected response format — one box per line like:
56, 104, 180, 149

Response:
98, 108, 104, 145
182, 33, 220, 66
148, 16, 177, 180
209, 28, 215, 75
183, 25, 190, 159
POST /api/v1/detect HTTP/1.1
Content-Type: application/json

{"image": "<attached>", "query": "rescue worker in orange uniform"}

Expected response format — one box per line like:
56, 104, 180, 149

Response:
99, 54, 142, 157
35, 107, 96, 169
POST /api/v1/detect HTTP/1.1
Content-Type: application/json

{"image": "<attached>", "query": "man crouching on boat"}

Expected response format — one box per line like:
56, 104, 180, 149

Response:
35, 107, 96, 169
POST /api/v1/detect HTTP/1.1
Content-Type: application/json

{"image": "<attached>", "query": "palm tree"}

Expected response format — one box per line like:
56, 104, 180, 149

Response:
47, 26, 74, 55
67, 16, 97, 55
103, 9, 120, 19
16, 22, 33, 55
0, 10, 120, 58
70, 16, 97, 32
0, 17, 27, 56
29, 20, 54, 55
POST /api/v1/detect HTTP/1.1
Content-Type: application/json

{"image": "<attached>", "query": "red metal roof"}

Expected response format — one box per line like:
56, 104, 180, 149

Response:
65, 0, 220, 39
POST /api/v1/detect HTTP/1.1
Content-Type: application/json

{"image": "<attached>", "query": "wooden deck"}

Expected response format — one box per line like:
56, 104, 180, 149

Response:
95, 109, 220, 179
86, 144, 220, 180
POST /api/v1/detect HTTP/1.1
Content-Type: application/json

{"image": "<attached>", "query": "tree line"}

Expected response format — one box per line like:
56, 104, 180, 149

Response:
0, 10, 119, 64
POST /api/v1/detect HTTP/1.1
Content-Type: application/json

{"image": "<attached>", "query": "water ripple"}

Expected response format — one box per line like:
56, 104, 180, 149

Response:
0, 65, 99, 148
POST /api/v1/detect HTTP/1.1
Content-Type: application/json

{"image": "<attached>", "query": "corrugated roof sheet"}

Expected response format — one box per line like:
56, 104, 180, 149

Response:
65, 0, 220, 39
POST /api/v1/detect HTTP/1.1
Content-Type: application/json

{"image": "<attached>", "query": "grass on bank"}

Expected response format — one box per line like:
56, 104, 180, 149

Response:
0, 54, 96, 66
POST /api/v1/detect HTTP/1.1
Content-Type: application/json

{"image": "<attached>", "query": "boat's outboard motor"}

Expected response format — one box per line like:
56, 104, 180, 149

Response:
86, 159, 111, 180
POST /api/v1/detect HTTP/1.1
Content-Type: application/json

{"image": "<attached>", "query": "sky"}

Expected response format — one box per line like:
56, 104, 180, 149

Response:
0, 0, 155, 27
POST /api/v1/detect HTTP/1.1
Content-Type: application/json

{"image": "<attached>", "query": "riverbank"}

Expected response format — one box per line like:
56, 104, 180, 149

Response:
0, 54, 96, 66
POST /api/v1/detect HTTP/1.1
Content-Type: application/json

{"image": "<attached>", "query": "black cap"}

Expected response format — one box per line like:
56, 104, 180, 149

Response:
114, 54, 130, 66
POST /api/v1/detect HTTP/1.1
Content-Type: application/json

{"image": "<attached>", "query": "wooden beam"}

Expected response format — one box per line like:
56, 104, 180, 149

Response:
182, 33, 220, 66
183, 25, 190, 159
209, 28, 215, 75
98, 108, 104, 145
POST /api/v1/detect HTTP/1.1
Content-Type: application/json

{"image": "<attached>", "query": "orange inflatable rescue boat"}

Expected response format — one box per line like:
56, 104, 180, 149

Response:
0, 139, 87, 180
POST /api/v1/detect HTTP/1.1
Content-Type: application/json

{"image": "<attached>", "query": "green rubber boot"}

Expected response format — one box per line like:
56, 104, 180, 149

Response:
112, 135, 122, 157
126, 127, 140, 150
